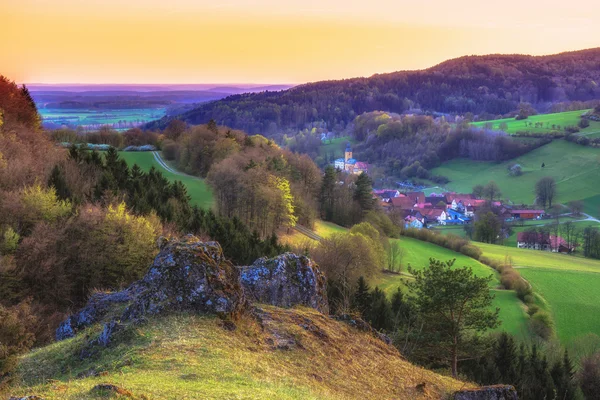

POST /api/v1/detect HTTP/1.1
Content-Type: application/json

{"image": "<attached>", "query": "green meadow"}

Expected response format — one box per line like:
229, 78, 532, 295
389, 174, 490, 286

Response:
119, 152, 214, 209
319, 136, 356, 159
472, 241, 600, 342
472, 110, 600, 136
430, 140, 600, 207
518, 268, 600, 343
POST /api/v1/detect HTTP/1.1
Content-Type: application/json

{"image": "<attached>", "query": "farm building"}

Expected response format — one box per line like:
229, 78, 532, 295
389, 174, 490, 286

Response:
517, 232, 574, 253
511, 209, 544, 220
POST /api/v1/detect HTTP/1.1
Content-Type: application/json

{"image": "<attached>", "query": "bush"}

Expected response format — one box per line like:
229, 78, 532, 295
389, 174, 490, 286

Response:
0, 302, 37, 387
0, 227, 19, 255
507, 163, 523, 177
579, 118, 590, 128
564, 125, 580, 134
530, 311, 554, 340
460, 244, 482, 259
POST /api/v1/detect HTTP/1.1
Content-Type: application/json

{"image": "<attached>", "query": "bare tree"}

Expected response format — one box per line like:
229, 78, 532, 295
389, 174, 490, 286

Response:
569, 200, 584, 216
387, 240, 406, 272
535, 177, 557, 208
562, 221, 576, 251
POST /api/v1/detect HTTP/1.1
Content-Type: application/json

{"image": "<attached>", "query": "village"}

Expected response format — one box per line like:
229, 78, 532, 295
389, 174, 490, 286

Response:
373, 188, 576, 253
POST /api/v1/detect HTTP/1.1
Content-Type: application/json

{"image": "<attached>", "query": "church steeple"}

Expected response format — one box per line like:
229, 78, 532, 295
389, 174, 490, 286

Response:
344, 143, 352, 162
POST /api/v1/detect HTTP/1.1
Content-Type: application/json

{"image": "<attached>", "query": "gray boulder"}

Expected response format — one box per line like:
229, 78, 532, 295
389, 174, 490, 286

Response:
454, 385, 518, 400
240, 253, 328, 314
121, 236, 247, 321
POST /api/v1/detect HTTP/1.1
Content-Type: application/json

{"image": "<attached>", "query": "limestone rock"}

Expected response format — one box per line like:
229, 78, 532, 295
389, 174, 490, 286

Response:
239, 253, 328, 314
121, 236, 247, 321
454, 385, 518, 400
56, 290, 133, 341
57, 235, 247, 342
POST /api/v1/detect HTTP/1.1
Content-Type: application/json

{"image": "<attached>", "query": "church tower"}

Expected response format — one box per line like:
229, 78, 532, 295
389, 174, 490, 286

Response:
344, 143, 352, 162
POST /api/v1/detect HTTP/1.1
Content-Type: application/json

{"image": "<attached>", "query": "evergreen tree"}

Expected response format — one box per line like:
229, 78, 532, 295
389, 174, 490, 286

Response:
353, 172, 375, 214
366, 287, 393, 331
48, 164, 71, 201
207, 119, 218, 133
494, 333, 518, 384
352, 276, 371, 317
320, 165, 336, 221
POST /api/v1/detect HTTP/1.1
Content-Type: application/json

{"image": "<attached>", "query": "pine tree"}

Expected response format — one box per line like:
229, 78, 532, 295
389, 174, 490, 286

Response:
353, 172, 375, 214
48, 164, 71, 201
320, 165, 336, 221
366, 287, 393, 331
207, 119, 218, 133
494, 333, 518, 384
352, 276, 371, 317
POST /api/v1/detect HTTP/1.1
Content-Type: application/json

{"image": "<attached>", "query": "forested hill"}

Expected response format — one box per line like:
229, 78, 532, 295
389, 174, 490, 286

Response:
145, 48, 600, 134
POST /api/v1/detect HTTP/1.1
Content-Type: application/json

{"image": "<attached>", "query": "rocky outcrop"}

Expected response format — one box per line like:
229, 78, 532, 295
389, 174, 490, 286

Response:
56, 290, 134, 341
240, 253, 328, 314
121, 237, 246, 321
56, 235, 247, 342
56, 236, 329, 345
454, 385, 518, 400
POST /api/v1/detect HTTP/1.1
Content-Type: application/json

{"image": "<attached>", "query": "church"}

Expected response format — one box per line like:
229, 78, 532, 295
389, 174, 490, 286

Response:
334, 144, 369, 175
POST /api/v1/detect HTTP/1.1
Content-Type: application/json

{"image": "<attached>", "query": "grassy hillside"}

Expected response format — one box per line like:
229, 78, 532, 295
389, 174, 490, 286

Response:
518, 268, 600, 343
472, 110, 600, 136
472, 242, 600, 342
281, 221, 529, 339
430, 140, 600, 208
119, 152, 214, 209
7, 307, 467, 399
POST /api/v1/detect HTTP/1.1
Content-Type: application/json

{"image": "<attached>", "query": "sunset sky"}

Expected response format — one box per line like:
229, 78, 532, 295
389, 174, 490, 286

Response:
3, 0, 600, 84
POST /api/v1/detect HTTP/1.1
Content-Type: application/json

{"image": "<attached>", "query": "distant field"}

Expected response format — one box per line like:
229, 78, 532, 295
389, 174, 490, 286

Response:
39, 107, 166, 130
430, 140, 600, 205
119, 152, 214, 209
472, 110, 600, 136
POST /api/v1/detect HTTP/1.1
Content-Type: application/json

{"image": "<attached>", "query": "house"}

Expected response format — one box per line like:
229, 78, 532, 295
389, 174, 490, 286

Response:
446, 209, 471, 224
334, 158, 345, 170
404, 216, 424, 229
426, 196, 448, 208
404, 191, 426, 205
422, 208, 447, 225
354, 161, 369, 175
391, 197, 416, 210
373, 189, 401, 201
517, 232, 574, 253
511, 209, 544, 220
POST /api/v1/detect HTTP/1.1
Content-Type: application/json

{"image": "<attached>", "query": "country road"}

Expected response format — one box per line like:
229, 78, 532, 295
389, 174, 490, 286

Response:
152, 151, 195, 177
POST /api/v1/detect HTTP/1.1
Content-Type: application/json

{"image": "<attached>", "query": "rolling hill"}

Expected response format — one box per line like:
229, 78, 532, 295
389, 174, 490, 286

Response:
146, 48, 600, 134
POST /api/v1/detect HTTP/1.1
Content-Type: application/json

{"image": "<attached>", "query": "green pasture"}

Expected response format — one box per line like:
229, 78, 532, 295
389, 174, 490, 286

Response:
319, 136, 356, 159
119, 152, 214, 209
472, 110, 600, 135
430, 140, 600, 205
519, 268, 600, 343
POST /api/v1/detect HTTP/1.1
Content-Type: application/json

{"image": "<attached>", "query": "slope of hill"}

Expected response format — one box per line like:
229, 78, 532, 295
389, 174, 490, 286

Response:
430, 140, 600, 207
5, 307, 468, 400
146, 48, 600, 133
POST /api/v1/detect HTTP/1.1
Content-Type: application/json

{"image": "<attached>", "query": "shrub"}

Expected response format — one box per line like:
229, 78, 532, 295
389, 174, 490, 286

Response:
507, 163, 523, 177
530, 311, 554, 340
0, 301, 37, 387
579, 118, 590, 128
460, 244, 482, 259
0, 227, 19, 254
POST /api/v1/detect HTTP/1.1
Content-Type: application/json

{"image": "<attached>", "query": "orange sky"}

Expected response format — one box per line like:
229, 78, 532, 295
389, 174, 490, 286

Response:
3, 0, 600, 84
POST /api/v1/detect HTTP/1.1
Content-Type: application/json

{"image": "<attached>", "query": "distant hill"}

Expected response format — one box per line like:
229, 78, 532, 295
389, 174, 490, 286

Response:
145, 48, 600, 134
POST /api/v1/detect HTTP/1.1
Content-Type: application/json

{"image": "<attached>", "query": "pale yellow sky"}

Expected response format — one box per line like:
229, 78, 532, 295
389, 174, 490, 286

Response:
2, 0, 599, 84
